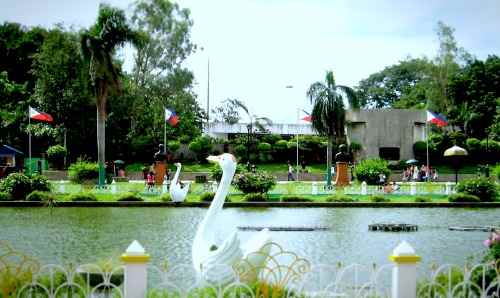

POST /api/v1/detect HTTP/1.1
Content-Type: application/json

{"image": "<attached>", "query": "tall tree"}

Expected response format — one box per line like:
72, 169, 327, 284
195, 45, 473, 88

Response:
211, 98, 241, 124
81, 4, 143, 186
307, 70, 359, 186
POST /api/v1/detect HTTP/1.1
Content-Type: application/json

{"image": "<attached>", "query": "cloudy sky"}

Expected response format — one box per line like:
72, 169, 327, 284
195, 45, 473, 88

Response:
1, 0, 500, 123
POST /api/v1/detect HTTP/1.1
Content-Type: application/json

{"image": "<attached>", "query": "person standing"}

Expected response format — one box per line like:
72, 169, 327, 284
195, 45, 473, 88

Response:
287, 161, 295, 181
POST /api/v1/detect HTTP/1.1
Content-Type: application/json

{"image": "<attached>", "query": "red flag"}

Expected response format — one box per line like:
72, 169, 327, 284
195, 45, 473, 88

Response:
29, 107, 53, 122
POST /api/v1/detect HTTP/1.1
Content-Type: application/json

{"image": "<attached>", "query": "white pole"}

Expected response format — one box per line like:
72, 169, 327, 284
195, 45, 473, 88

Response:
389, 241, 420, 298
121, 240, 150, 298
28, 108, 31, 174
296, 108, 299, 181
426, 121, 430, 182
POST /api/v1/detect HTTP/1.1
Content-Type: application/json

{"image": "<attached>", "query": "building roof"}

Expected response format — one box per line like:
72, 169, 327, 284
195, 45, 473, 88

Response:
0, 145, 24, 155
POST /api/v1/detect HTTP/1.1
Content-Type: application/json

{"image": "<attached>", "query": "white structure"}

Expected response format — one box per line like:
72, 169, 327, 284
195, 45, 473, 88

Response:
169, 163, 189, 202
389, 241, 420, 298
205, 122, 315, 139
121, 240, 150, 298
192, 153, 272, 285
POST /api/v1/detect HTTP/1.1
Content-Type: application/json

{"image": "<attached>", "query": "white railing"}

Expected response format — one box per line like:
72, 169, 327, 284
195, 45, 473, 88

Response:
3, 239, 498, 298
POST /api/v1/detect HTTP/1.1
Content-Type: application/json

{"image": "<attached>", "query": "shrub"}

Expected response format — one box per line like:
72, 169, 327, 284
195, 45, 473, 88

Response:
200, 192, 215, 202
167, 141, 180, 152
413, 141, 427, 162
370, 195, 390, 203
117, 193, 143, 201
0, 173, 32, 200
349, 141, 362, 153
274, 140, 288, 151
68, 192, 97, 202
46, 145, 67, 169
179, 135, 191, 144
243, 193, 267, 202
26, 191, 55, 202
233, 144, 247, 160
210, 164, 245, 182
326, 194, 357, 202
234, 171, 276, 194
281, 196, 312, 202
353, 158, 390, 185
494, 164, 500, 180
456, 177, 498, 202
188, 136, 214, 162
68, 160, 99, 183
448, 193, 481, 203
257, 142, 271, 152
466, 138, 481, 155
261, 134, 282, 144
160, 193, 171, 202
0, 192, 12, 201
414, 197, 431, 203
30, 174, 51, 192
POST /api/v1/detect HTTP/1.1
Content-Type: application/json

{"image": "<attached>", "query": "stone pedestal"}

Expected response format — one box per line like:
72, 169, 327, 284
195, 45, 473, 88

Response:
154, 161, 166, 186
335, 162, 350, 186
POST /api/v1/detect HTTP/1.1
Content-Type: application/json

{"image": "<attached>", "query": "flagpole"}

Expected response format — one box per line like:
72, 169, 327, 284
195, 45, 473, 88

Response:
426, 117, 430, 182
296, 108, 299, 181
28, 107, 31, 175
163, 108, 167, 153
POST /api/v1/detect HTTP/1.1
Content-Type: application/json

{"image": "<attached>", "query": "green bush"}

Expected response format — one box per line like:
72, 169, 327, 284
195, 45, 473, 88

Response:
448, 193, 481, 203
370, 195, 390, 203
0, 173, 32, 200
281, 196, 312, 202
243, 193, 267, 202
160, 193, 171, 202
26, 191, 55, 202
466, 138, 481, 155
0, 192, 12, 201
167, 141, 180, 152
68, 192, 97, 202
413, 141, 427, 162
274, 140, 288, 151
353, 158, 390, 185
234, 171, 276, 194
30, 174, 51, 192
46, 145, 67, 169
261, 134, 282, 144
179, 135, 191, 144
494, 164, 500, 180
188, 136, 214, 162
326, 194, 357, 202
233, 144, 247, 160
414, 197, 431, 203
117, 192, 143, 201
68, 160, 99, 183
200, 192, 215, 202
456, 177, 498, 202
210, 164, 245, 182
349, 141, 362, 153
257, 142, 271, 152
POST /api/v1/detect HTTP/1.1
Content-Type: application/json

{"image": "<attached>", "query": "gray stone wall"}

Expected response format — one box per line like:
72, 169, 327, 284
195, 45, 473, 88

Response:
346, 109, 426, 161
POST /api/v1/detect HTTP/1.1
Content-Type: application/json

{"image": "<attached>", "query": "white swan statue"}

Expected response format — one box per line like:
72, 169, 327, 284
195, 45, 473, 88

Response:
169, 163, 189, 202
192, 153, 272, 285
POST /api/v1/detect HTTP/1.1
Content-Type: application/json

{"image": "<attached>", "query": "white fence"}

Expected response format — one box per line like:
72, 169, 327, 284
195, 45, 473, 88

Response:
3, 240, 498, 298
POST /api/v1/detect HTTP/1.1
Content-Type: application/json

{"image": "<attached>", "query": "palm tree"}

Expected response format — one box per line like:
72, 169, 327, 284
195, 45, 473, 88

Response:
229, 99, 272, 165
307, 70, 359, 186
81, 4, 143, 186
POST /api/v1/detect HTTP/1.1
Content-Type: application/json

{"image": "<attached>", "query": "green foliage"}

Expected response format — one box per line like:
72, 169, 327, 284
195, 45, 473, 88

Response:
210, 164, 244, 182
370, 195, 390, 203
466, 138, 481, 156
447, 193, 481, 203
414, 197, 431, 203
234, 171, 276, 194
257, 142, 271, 152
456, 177, 498, 202
353, 158, 390, 185
68, 192, 97, 202
281, 196, 312, 202
30, 174, 51, 192
117, 192, 143, 201
200, 192, 215, 202
0, 173, 32, 200
494, 164, 500, 180
349, 141, 362, 152
261, 134, 282, 144
167, 141, 180, 152
233, 144, 247, 160
0, 192, 12, 201
243, 193, 267, 202
211, 98, 241, 124
413, 141, 427, 162
326, 194, 358, 202
26, 191, 55, 202
188, 136, 214, 162
46, 145, 67, 169
274, 140, 288, 151
68, 160, 99, 183
160, 193, 171, 202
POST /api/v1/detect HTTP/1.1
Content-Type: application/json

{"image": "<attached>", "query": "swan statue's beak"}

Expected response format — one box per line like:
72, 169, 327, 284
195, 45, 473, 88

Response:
206, 155, 220, 163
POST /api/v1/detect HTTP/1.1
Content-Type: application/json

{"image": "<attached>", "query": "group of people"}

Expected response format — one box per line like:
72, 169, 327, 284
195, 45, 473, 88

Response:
402, 165, 438, 182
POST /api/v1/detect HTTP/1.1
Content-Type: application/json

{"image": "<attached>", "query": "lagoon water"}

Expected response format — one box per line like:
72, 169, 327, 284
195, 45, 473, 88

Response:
1, 207, 499, 271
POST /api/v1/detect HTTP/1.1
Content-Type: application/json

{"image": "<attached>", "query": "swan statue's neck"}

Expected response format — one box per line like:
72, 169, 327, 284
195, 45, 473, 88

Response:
171, 164, 181, 187
194, 164, 235, 244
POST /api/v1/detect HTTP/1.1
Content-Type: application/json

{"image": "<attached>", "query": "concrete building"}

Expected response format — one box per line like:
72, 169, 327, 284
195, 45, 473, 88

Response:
205, 109, 426, 161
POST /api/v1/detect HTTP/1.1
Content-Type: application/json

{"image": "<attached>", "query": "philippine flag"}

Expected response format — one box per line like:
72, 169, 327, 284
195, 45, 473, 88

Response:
165, 108, 179, 126
426, 110, 448, 127
29, 106, 53, 122
300, 110, 312, 123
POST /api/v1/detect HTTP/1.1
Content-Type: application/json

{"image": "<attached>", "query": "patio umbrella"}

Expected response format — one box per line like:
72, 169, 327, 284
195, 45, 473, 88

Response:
405, 159, 419, 165
443, 145, 468, 183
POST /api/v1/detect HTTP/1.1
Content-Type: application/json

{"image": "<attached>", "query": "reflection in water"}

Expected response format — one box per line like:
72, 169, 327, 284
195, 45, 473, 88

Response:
1, 207, 498, 271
